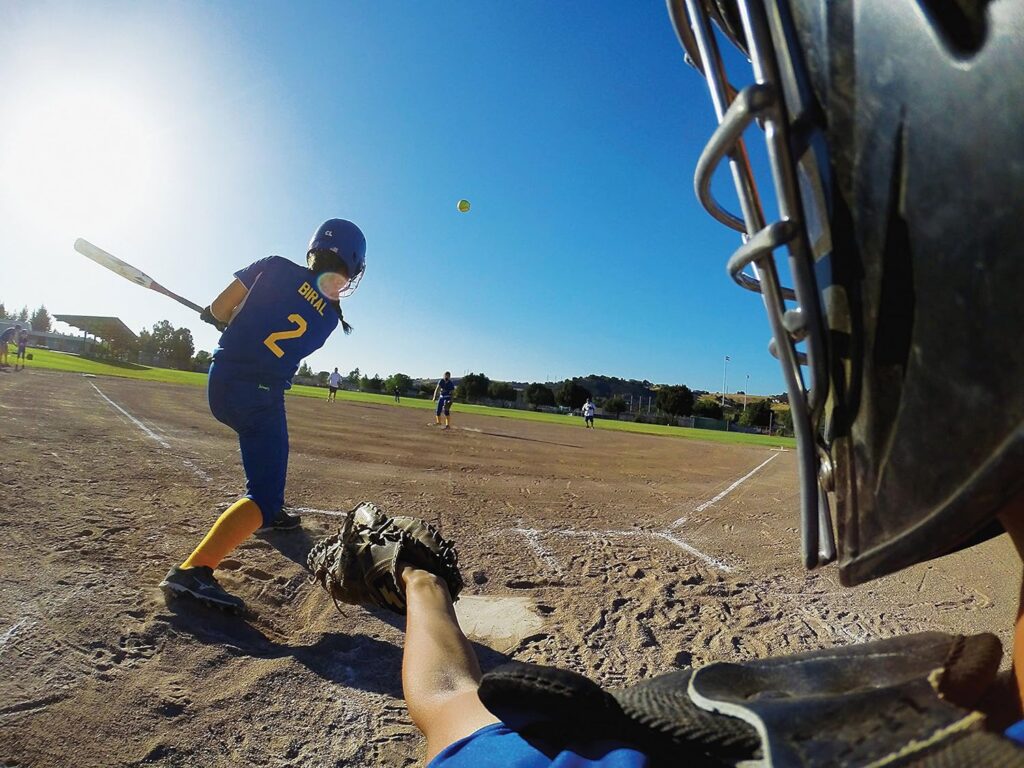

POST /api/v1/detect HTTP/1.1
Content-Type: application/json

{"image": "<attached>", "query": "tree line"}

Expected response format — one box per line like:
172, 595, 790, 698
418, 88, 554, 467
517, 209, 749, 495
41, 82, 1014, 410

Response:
0, 303, 198, 371
3, 301, 791, 433
314, 369, 778, 429
0, 302, 53, 333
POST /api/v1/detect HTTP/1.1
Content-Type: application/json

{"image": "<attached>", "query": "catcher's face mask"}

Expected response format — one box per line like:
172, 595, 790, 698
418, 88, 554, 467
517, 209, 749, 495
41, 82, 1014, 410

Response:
668, 0, 1024, 585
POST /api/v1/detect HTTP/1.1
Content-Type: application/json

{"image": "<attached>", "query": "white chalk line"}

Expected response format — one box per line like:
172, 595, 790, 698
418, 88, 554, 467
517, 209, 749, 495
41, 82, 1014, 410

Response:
285, 505, 350, 519
651, 531, 734, 572
91, 382, 169, 448
813, 609, 871, 645
92, 403, 857, 646
71, 395, 874, 647
90, 382, 211, 482
511, 527, 564, 572
505, 454, 785, 575
671, 453, 778, 527
507, 526, 875, 645
88, 383, 756, 587
512, 529, 870, 643
0, 618, 32, 656
692, 453, 778, 513
558, 527, 735, 572
0, 585, 102, 717
85, 384, 370, 507
511, 526, 735, 574
506, 453, 777, 575
554, 528, 650, 539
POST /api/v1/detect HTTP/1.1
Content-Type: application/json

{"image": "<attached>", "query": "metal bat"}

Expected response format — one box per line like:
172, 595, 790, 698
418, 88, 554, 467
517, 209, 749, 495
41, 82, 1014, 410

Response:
73, 238, 204, 314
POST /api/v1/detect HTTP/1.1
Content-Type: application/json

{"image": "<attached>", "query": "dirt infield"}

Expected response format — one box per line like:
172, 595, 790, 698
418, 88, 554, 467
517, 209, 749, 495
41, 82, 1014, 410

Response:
1, 369, 1019, 767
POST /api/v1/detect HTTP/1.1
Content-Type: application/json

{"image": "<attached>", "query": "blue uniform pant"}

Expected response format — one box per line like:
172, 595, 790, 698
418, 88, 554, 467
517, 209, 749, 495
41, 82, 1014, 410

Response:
436, 396, 453, 416
207, 363, 288, 526
429, 723, 648, 767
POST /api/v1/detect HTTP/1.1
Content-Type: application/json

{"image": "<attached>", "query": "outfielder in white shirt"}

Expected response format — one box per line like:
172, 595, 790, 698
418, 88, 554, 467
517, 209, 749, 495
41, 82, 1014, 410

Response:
328, 368, 342, 402
582, 398, 596, 429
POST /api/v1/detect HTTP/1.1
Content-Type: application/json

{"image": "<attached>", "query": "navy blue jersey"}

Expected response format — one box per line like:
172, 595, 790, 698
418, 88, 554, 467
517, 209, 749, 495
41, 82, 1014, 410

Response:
437, 378, 455, 398
213, 255, 339, 386
0, 328, 16, 344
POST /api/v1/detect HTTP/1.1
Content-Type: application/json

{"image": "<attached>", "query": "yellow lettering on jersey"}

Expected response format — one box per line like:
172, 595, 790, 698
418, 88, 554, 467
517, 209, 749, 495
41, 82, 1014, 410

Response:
297, 282, 326, 316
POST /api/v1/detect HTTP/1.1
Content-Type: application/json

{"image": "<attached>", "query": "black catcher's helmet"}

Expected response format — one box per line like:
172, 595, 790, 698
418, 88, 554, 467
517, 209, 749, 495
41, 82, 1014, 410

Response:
667, 0, 1024, 584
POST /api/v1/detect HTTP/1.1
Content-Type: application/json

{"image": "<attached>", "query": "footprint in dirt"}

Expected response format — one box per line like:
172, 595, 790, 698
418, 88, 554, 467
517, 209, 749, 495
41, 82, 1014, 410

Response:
158, 599, 277, 655
83, 629, 161, 682
237, 539, 273, 552
506, 579, 540, 589
243, 566, 275, 582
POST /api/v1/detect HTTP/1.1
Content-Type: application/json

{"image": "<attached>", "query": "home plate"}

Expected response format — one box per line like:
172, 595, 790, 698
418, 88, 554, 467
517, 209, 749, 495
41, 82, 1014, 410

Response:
454, 595, 544, 647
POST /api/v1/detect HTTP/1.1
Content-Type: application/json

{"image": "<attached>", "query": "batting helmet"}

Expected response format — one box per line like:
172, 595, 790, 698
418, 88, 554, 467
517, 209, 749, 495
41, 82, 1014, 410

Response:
307, 218, 366, 297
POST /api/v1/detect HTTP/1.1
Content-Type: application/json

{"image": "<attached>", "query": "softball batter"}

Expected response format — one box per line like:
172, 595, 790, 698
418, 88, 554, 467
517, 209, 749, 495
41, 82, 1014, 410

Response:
160, 218, 366, 611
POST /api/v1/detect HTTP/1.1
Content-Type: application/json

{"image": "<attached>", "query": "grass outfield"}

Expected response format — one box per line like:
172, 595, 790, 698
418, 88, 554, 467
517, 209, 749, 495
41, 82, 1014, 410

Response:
19, 349, 795, 448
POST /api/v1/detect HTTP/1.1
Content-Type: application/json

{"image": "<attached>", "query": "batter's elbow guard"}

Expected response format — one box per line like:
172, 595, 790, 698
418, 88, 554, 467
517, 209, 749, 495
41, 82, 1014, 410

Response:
201, 305, 228, 333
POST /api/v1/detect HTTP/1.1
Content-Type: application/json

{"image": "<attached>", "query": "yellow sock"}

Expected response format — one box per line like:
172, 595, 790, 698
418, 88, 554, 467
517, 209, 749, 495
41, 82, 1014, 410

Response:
181, 498, 263, 570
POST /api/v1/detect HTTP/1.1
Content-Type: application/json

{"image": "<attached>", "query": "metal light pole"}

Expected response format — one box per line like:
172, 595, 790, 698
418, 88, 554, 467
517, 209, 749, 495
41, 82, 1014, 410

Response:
743, 373, 750, 411
721, 355, 730, 407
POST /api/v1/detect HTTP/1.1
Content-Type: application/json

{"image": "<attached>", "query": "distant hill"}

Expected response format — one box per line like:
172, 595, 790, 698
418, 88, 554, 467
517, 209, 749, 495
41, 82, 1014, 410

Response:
408, 372, 778, 403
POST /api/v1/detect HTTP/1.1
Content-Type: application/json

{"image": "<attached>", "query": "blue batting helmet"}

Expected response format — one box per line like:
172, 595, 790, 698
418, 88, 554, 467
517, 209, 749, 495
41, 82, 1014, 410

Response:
307, 218, 366, 296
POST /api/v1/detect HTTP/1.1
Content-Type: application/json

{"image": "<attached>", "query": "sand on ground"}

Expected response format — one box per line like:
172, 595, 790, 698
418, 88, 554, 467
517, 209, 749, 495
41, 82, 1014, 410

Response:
0, 370, 1017, 766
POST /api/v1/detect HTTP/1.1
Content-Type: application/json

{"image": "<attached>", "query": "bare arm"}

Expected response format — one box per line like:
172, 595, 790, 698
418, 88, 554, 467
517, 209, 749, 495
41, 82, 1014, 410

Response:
400, 567, 499, 762
210, 279, 249, 324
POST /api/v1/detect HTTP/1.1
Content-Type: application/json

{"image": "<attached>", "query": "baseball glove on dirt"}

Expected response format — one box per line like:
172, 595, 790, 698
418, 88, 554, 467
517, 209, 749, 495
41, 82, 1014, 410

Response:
307, 501, 464, 615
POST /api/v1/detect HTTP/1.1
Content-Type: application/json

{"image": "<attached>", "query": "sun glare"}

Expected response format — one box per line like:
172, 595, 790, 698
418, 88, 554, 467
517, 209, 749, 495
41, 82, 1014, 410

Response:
0, 79, 168, 231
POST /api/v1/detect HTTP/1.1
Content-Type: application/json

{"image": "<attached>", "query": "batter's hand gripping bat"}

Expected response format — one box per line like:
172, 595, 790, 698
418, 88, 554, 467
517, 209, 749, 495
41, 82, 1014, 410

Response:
73, 238, 204, 314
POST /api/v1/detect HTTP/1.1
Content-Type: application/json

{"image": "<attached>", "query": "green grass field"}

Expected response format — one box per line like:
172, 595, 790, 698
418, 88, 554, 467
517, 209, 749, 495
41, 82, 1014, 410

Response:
17, 348, 795, 448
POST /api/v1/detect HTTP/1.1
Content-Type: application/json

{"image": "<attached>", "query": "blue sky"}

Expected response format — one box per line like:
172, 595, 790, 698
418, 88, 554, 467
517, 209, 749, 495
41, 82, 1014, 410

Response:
0, 1, 784, 395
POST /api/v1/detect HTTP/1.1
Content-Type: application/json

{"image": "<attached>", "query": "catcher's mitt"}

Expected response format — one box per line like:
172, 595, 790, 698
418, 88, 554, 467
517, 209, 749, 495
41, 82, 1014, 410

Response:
307, 501, 463, 615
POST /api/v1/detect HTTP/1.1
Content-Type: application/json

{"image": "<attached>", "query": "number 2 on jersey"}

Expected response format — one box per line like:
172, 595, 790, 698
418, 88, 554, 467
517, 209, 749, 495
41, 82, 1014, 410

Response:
263, 313, 308, 358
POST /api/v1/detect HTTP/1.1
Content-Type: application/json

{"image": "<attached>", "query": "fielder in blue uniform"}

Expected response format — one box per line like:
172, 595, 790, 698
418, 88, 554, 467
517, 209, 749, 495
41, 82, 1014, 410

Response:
433, 371, 455, 429
13, 327, 28, 371
160, 218, 366, 612
0, 325, 16, 367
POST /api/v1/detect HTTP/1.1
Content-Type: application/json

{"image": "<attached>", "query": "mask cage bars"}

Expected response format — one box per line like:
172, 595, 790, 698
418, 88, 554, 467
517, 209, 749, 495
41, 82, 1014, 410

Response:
667, 0, 836, 568
338, 267, 364, 299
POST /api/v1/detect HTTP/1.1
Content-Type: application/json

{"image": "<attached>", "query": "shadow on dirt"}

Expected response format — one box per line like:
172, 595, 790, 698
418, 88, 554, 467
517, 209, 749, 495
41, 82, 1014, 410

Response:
160, 601, 509, 696
255, 526, 317, 569
161, 601, 402, 695
310, 605, 512, 674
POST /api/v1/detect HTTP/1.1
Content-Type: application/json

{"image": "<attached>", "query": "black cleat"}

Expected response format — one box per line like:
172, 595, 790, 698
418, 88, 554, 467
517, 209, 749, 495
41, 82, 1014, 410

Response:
159, 565, 245, 612
258, 509, 302, 532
